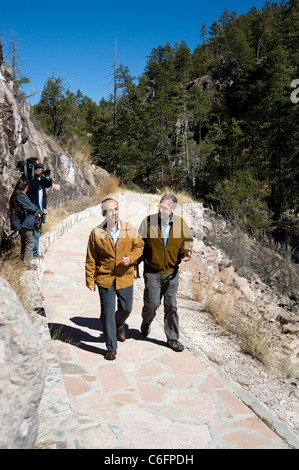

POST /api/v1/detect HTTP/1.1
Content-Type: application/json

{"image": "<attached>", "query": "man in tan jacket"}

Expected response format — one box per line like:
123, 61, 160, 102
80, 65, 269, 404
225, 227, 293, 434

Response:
86, 198, 144, 360
138, 194, 193, 352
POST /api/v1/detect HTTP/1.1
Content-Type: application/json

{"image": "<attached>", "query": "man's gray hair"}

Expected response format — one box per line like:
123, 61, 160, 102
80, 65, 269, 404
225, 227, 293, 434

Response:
101, 198, 118, 213
160, 193, 178, 208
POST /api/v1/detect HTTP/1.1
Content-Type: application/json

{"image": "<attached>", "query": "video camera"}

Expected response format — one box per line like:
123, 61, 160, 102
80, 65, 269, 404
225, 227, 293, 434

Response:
34, 162, 51, 177
42, 168, 51, 177
16, 158, 51, 181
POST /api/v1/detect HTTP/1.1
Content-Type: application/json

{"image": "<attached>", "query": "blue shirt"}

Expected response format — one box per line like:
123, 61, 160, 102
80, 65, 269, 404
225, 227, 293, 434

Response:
161, 216, 173, 247
107, 220, 121, 245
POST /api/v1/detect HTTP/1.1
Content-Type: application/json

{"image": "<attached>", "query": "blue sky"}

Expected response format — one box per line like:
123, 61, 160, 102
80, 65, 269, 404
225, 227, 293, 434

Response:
1, 0, 269, 105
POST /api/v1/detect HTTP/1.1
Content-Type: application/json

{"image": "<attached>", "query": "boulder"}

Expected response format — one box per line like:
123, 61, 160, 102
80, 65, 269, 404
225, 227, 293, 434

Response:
282, 323, 299, 335
0, 276, 46, 448
219, 265, 235, 285
232, 275, 256, 303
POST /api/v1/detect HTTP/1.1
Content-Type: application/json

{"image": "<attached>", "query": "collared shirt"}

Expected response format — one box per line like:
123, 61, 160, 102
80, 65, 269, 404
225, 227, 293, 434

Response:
161, 216, 173, 247
107, 220, 121, 245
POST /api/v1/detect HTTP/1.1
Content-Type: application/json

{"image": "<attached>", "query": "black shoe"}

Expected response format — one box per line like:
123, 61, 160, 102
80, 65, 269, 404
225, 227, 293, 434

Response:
167, 340, 184, 352
141, 320, 151, 337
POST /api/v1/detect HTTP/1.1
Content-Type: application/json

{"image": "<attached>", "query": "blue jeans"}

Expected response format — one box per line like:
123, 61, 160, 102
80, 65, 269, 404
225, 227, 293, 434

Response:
33, 229, 40, 256
33, 214, 45, 255
98, 281, 133, 351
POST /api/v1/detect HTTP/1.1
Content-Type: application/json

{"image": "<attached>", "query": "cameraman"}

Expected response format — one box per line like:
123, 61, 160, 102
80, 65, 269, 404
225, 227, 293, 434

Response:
26, 158, 52, 258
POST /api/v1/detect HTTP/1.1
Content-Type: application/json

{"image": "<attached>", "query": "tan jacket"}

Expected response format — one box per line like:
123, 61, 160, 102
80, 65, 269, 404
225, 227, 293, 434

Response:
86, 220, 144, 289
138, 213, 193, 274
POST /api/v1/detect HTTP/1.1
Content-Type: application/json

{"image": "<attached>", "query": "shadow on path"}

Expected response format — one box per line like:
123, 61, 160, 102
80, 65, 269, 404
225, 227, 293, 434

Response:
70, 316, 102, 332
47, 319, 167, 357
48, 322, 106, 356
126, 326, 168, 348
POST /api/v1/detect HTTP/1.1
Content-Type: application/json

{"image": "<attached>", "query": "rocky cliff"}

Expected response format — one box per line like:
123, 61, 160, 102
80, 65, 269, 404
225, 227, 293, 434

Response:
0, 43, 108, 242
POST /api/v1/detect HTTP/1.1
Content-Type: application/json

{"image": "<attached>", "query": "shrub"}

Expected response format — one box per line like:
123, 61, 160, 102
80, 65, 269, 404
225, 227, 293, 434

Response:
211, 169, 273, 232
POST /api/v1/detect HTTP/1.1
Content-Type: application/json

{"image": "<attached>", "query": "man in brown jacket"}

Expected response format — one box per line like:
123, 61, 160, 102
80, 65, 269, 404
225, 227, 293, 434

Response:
86, 198, 144, 360
138, 194, 193, 352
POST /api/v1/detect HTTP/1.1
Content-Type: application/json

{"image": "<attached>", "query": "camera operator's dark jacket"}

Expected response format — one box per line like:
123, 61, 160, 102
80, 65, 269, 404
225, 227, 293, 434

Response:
11, 192, 38, 231
27, 174, 52, 211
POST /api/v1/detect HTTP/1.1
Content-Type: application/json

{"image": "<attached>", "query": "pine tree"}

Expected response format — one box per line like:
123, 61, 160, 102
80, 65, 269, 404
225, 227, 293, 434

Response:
34, 75, 67, 138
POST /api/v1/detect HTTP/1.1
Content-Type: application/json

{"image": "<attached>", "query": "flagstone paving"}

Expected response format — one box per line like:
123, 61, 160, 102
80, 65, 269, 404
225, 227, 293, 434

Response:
34, 193, 296, 450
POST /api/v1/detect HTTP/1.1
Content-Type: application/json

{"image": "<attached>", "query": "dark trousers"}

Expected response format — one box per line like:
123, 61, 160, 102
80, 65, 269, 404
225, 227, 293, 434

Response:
98, 281, 133, 351
19, 228, 34, 267
142, 270, 180, 341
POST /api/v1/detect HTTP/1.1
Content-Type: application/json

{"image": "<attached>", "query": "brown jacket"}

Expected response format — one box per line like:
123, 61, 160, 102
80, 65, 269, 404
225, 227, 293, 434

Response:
138, 213, 193, 274
86, 220, 144, 289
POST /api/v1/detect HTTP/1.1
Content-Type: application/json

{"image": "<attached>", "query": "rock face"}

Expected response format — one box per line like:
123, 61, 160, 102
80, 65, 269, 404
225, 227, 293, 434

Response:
0, 276, 46, 449
0, 47, 108, 238
179, 202, 299, 369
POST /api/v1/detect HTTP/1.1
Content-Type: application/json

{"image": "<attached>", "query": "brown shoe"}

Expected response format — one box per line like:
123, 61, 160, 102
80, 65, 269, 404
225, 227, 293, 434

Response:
117, 327, 126, 342
104, 350, 117, 361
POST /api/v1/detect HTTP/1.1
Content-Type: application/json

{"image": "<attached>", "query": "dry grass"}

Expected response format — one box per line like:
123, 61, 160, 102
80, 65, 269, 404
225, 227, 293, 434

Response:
34, 399, 70, 449
0, 248, 31, 313
160, 187, 195, 205
282, 358, 299, 380
192, 272, 299, 377
237, 317, 275, 368
192, 273, 277, 369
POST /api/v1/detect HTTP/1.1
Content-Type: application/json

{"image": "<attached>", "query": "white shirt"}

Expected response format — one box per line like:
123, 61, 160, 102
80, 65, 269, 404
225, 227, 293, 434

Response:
37, 177, 43, 211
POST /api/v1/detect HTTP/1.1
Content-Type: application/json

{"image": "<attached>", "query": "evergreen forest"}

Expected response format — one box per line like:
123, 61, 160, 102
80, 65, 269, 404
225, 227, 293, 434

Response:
31, 0, 299, 235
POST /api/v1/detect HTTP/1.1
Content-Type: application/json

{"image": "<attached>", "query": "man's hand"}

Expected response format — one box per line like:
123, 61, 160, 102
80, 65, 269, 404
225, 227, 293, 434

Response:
120, 257, 131, 266
88, 285, 95, 291
182, 249, 192, 262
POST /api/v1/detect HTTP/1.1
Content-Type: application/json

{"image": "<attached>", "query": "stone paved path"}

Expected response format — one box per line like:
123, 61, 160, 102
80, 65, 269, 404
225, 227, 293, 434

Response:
35, 193, 293, 450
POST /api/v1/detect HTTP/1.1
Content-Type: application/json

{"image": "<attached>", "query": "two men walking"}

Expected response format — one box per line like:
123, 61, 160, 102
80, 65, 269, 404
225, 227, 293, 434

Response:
85, 194, 193, 360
